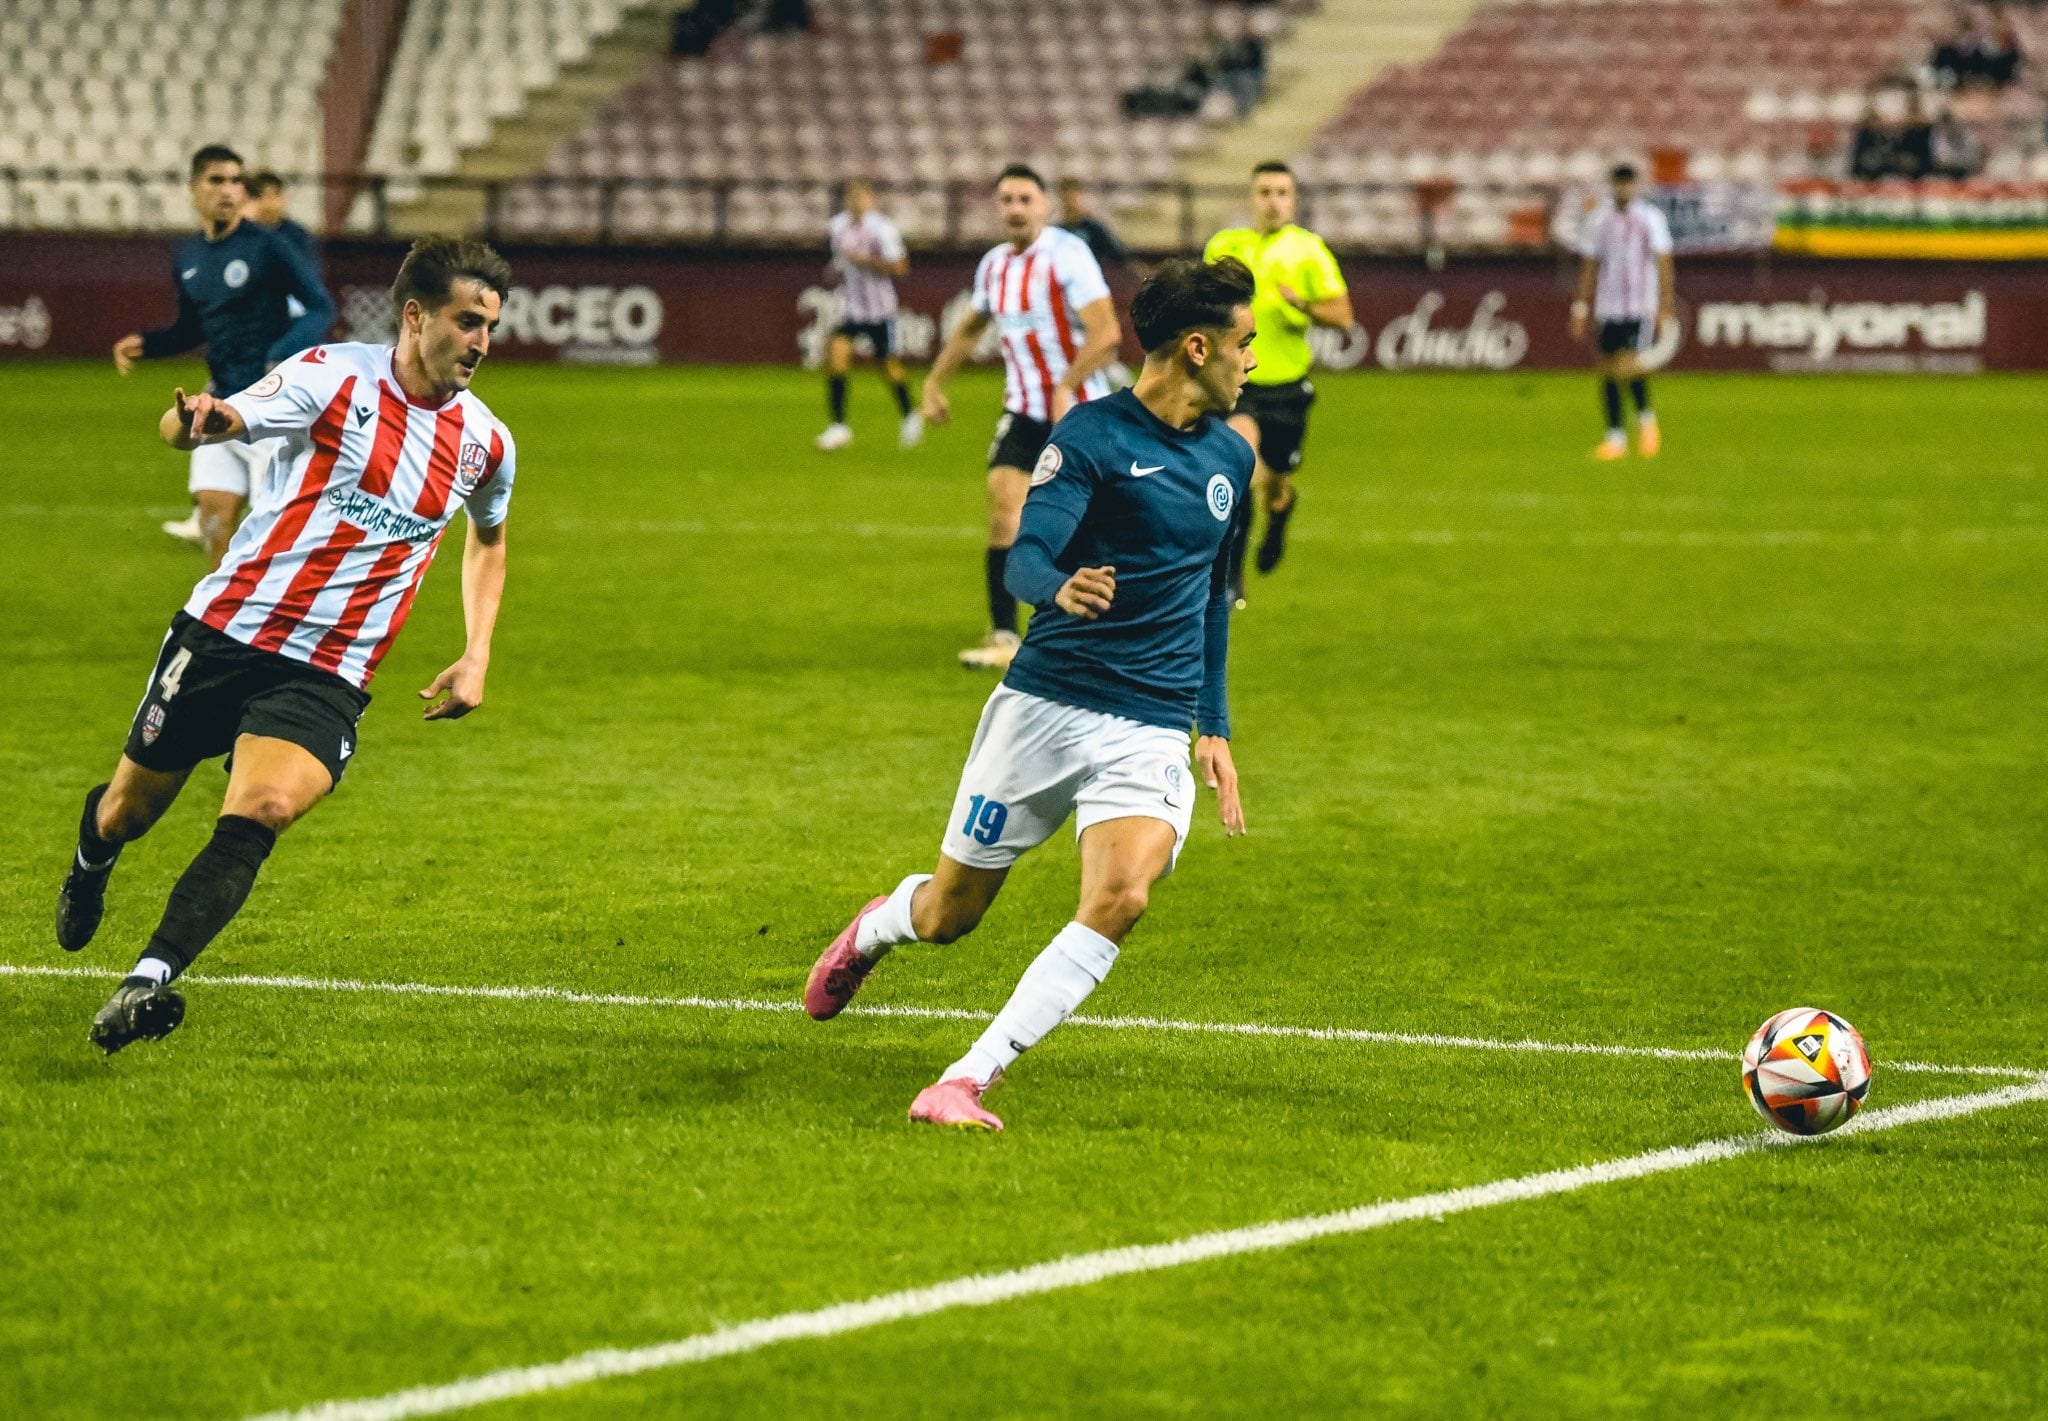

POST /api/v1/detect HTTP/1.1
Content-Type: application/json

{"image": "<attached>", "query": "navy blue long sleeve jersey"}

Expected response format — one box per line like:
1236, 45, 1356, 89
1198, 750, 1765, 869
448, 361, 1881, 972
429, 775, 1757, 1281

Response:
139, 220, 334, 394
1002, 389, 1254, 738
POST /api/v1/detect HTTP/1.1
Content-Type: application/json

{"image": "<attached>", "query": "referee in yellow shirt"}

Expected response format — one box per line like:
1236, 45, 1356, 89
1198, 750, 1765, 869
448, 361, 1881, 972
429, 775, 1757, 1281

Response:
1204, 161, 1354, 604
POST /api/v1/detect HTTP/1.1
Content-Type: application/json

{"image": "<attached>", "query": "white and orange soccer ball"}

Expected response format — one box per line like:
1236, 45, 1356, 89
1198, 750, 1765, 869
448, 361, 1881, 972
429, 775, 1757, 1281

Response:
1741, 1007, 1872, 1136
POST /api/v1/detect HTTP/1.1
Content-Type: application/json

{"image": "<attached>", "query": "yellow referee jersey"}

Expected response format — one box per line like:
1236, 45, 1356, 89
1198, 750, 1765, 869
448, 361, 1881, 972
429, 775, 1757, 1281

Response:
1203, 223, 1348, 385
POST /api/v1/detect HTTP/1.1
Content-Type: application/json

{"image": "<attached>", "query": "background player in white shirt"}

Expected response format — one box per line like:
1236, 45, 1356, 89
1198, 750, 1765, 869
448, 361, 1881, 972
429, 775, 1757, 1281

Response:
56, 238, 516, 1056
1570, 163, 1677, 460
816, 179, 920, 452
919, 164, 1123, 670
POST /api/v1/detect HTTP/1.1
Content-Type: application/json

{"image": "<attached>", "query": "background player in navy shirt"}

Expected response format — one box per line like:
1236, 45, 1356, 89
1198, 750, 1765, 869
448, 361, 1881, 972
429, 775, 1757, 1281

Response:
806, 257, 1258, 1131
112, 145, 332, 568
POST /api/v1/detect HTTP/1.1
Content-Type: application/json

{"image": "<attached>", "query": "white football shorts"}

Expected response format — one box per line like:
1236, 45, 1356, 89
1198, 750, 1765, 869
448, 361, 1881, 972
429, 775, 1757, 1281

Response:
942, 685, 1196, 872
188, 437, 277, 498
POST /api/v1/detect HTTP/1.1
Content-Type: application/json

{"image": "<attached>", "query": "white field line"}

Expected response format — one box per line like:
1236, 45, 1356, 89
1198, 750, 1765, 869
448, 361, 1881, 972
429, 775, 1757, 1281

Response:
2, 962, 2035, 1081
245, 1075, 2048, 1421
12, 505, 2047, 550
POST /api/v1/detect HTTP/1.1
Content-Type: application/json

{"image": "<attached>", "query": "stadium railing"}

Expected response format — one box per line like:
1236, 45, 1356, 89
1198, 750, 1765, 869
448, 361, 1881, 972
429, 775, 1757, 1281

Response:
0, 168, 1561, 257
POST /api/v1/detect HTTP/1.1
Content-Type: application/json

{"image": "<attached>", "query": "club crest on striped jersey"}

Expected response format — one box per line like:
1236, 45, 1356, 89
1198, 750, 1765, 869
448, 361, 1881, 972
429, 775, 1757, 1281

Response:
456, 440, 492, 494
1029, 444, 1062, 487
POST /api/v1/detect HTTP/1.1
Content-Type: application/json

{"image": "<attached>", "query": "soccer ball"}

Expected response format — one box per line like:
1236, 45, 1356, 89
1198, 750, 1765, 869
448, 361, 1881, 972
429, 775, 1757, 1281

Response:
1741, 1007, 1872, 1136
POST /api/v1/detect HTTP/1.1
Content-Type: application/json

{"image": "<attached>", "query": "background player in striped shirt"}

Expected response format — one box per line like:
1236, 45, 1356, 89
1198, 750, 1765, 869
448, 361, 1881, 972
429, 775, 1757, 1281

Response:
1203, 162, 1352, 605
919, 164, 1123, 671
1570, 163, 1676, 460
815, 179, 920, 452
116, 145, 332, 567
58, 237, 517, 1055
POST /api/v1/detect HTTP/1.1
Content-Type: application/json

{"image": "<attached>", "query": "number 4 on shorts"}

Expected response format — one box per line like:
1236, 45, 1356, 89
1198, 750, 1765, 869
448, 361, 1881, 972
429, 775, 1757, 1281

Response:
158, 647, 192, 701
961, 794, 1008, 847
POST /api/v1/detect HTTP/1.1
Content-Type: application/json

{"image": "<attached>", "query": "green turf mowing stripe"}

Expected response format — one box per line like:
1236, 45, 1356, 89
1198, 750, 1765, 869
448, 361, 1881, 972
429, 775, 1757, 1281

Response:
5, 962, 2033, 1079
244, 1077, 2048, 1421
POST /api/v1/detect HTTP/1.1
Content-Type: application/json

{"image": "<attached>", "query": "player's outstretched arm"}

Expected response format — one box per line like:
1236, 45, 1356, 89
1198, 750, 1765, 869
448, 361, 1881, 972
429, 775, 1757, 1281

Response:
1053, 297, 1122, 422
160, 388, 247, 449
920, 309, 990, 424
1657, 252, 1678, 325
421, 518, 507, 722
1570, 258, 1598, 340
1196, 736, 1245, 837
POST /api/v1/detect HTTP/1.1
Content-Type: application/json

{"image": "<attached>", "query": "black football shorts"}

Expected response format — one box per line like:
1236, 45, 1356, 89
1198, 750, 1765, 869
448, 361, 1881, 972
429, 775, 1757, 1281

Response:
125, 612, 370, 787
1232, 378, 1317, 474
987, 410, 1054, 472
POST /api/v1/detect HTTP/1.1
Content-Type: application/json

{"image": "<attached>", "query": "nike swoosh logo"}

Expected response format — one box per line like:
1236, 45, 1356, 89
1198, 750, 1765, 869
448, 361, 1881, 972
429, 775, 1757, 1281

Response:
1130, 462, 1164, 477
182, 268, 198, 279
354, 407, 373, 426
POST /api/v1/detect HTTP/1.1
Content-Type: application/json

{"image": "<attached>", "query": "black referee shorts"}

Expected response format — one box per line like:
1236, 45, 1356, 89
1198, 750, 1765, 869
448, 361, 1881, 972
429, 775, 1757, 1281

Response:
987, 410, 1053, 472
125, 612, 370, 788
1232, 378, 1317, 475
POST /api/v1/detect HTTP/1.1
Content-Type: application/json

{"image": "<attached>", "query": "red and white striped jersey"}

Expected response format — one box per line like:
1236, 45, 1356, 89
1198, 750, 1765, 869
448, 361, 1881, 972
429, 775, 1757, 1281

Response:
1578, 197, 1674, 322
971, 225, 1112, 422
186, 342, 516, 690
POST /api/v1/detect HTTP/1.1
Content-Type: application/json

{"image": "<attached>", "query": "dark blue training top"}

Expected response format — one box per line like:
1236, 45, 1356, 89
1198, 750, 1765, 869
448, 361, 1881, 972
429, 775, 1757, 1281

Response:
1002, 388, 1254, 738
140, 219, 333, 395
264, 216, 322, 267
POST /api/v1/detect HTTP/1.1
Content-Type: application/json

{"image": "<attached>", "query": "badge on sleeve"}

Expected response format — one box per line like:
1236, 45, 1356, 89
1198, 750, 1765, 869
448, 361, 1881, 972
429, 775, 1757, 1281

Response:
1029, 444, 1063, 487
1206, 474, 1234, 521
244, 371, 284, 399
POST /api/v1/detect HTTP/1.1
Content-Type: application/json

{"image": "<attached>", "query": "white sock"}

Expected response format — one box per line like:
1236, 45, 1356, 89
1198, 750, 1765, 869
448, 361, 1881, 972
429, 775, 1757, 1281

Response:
131, 957, 175, 986
945, 922, 1119, 1086
1637, 410, 1657, 428
855, 873, 931, 959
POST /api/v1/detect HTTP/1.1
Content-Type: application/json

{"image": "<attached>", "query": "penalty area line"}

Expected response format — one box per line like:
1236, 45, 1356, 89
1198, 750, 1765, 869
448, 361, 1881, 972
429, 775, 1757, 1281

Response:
246, 1076, 2048, 1421
1, 961, 2035, 1081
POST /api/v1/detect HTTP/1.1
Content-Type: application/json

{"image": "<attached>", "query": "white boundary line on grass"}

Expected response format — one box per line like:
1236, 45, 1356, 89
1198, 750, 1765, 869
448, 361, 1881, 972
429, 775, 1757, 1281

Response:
245, 1076, 2048, 1421
1, 962, 2036, 1080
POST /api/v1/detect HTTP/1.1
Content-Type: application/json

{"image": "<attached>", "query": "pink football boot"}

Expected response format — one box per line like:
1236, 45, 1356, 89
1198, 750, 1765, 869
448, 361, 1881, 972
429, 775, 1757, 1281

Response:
908, 1076, 1004, 1131
804, 895, 887, 1020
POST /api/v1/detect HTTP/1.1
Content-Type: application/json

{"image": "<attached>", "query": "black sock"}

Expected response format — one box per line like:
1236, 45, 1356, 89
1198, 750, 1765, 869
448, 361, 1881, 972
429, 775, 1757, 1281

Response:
138, 815, 276, 980
1602, 379, 1624, 431
1630, 378, 1651, 414
75, 783, 121, 872
890, 381, 912, 416
985, 546, 1017, 634
828, 375, 847, 423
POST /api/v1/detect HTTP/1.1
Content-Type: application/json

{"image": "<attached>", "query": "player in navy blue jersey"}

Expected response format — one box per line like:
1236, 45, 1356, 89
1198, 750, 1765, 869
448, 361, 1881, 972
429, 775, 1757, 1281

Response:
806, 256, 1258, 1130
244, 171, 321, 269
114, 145, 332, 569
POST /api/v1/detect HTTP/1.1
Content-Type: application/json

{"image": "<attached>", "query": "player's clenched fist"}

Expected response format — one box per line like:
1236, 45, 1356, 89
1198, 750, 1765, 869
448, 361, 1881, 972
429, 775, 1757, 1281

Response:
1055, 565, 1115, 619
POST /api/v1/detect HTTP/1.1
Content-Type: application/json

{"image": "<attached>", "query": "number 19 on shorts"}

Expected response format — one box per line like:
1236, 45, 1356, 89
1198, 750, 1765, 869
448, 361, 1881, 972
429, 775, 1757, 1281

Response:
961, 794, 1008, 847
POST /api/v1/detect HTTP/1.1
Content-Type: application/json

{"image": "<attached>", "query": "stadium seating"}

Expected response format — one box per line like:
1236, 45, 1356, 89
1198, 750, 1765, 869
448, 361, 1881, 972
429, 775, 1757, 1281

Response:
494, 0, 1262, 244
0, 0, 344, 231
1293, 0, 2048, 247
360, 0, 634, 198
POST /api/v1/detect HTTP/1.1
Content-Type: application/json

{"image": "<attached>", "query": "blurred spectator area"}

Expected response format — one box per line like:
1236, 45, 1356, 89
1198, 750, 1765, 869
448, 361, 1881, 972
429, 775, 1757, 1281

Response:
1294, 0, 2048, 246
497, 0, 1301, 244
0, 0, 344, 228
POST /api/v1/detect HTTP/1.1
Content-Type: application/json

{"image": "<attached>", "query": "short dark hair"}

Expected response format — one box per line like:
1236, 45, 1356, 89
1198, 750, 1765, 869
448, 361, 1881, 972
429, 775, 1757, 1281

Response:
246, 170, 285, 197
390, 236, 514, 314
1131, 256, 1255, 354
1610, 163, 1638, 182
994, 163, 1046, 191
189, 144, 242, 180
1251, 160, 1293, 180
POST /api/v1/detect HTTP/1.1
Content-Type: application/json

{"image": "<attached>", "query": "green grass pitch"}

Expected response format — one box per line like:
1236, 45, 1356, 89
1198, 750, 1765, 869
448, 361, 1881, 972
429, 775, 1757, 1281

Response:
2, 359, 2045, 1419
